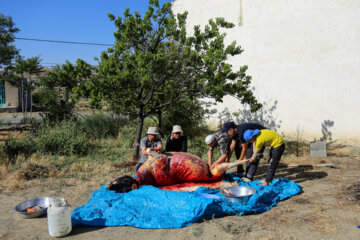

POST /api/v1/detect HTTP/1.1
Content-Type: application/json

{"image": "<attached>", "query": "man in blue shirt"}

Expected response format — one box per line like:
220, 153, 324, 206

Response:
224, 122, 266, 179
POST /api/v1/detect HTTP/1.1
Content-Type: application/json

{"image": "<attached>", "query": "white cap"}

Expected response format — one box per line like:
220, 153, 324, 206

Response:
172, 125, 183, 133
146, 127, 159, 135
205, 135, 215, 144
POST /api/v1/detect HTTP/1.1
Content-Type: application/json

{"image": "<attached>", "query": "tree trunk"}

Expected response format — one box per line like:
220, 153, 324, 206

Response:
20, 76, 24, 119
132, 109, 144, 161
157, 109, 163, 137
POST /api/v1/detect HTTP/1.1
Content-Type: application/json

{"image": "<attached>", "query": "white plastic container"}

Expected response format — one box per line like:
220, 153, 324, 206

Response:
47, 198, 72, 237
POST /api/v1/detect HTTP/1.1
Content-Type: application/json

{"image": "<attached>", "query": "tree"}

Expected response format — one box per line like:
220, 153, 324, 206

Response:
83, 0, 261, 160
0, 14, 19, 75
36, 59, 91, 121
13, 56, 43, 118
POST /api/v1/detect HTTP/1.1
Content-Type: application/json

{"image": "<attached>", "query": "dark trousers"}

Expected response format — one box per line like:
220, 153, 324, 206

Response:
265, 143, 285, 183
234, 140, 244, 174
245, 144, 265, 180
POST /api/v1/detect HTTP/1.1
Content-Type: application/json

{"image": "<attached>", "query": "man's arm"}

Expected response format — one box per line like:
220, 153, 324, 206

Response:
151, 144, 163, 152
211, 153, 228, 169
238, 143, 248, 161
208, 149, 213, 167
141, 147, 148, 156
249, 141, 259, 162
227, 139, 237, 161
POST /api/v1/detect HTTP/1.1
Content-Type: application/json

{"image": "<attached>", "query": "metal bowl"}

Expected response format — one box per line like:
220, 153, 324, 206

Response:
220, 186, 256, 203
13, 197, 53, 219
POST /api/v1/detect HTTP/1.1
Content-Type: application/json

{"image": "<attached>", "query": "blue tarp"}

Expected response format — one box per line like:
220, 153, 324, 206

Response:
71, 176, 301, 229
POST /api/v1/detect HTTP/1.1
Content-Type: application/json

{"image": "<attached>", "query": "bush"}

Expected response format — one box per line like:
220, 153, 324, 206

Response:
79, 113, 124, 139
36, 121, 91, 156
3, 137, 37, 163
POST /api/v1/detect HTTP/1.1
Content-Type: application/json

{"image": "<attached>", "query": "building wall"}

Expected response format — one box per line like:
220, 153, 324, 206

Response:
5, 81, 19, 108
172, 0, 360, 140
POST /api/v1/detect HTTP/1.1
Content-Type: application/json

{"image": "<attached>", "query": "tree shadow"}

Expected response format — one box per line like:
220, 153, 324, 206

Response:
218, 100, 281, 131
255, 163, 328, 183
320, 120, 334, 141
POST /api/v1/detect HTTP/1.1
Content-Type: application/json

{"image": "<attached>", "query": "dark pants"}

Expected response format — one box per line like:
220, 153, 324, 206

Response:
234, 140, 244, 175
245, 144, 265, 180
265, 143, 285, 183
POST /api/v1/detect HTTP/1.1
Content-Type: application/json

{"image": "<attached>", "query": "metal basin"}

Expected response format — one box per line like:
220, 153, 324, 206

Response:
13, 197, 53, 219
220, 186, 256, 203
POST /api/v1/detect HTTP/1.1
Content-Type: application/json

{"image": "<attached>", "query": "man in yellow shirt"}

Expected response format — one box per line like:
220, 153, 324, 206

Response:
243, 129, 285, 186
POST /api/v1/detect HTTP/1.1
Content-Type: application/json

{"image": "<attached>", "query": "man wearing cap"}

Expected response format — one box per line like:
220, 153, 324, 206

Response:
205, 122, 235, 170
226, 123, 267, 179
138, 127, 163, 171
244, 129, 285, 186
165, 125, 188, 152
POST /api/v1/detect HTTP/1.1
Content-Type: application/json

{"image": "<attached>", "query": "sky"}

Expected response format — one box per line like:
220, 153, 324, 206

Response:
1, 0, 172, 67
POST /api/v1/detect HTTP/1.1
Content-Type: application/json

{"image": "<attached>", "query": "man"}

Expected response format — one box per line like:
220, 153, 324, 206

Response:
138, 127, 162, 171
244, 129, 285, 186
205, 122, 236, 170
165, 125, 187, 152
225, 122, 267, 180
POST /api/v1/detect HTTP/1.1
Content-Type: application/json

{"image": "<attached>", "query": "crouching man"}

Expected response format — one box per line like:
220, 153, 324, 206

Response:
244, 129, 285, 186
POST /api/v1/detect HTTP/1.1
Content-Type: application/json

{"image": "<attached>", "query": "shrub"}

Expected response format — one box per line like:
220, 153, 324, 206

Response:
3, 137, 37, 163
36, 121, 91, 156
79, 113, 124, 139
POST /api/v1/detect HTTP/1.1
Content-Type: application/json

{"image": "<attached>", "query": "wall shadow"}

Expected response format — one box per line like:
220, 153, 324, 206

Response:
218, 100, 282, 131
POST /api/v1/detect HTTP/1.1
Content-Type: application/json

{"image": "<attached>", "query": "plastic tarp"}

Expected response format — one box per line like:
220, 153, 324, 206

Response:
71, 176, 301, 229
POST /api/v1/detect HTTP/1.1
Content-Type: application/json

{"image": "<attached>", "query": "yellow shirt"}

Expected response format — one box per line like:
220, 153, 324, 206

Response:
255, 129, 283, 150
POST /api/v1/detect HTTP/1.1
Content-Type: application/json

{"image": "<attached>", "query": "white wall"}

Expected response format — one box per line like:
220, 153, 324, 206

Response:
172, 0, 360, 140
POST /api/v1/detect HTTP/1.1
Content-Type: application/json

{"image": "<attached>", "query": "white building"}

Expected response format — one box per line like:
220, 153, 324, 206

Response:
172, 0, 360, 141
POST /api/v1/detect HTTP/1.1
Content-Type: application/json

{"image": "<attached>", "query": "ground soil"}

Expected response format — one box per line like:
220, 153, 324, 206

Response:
0, 115, 359, 239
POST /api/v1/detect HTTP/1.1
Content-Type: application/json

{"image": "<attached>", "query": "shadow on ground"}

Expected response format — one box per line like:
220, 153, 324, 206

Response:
256, 163, 328, 183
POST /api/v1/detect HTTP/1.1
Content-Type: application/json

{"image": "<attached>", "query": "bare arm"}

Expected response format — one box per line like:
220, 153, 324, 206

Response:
238, 143, 248, 161
151, 144, 162, 153
227, 139, 237, 161
142, 147, 148, 156
211, 153, 228, 169
250, 141, 258, 162
208, 149, 213, 167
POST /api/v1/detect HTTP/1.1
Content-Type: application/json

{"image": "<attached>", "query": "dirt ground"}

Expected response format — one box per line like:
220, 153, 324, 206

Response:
0, 141, 359, 240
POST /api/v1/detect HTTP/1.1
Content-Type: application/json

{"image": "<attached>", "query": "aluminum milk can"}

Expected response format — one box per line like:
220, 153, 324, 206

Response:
47, 198, 72, 237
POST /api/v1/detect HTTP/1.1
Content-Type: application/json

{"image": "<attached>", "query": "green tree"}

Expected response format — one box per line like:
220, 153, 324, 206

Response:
13, 56, 43, 118
83, 0, 261, 160
36, 59, 91, 121
0, 13, 19, 75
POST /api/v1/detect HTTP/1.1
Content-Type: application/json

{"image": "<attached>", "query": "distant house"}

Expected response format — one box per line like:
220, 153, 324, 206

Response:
0, 68, 49, 112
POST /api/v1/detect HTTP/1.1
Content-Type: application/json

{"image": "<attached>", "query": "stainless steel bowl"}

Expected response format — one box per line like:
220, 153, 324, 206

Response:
13, 197, 53, 219
220, 186, 256, 203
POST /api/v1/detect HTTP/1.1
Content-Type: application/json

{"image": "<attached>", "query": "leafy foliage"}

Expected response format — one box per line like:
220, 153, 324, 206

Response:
0, 14, 19, 74
36, 121, 91, 156
4, 136, 37, 163
37, 60, 92, 121
79, 0, 261, 159
157, 98, 215, 138
79, 112, 126, 139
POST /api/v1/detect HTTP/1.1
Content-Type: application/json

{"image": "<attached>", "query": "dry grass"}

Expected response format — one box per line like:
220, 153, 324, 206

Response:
302, 211, 338, 234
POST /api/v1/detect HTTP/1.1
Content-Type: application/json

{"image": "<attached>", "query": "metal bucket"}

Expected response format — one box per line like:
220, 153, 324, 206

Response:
220, 186, 256, 203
